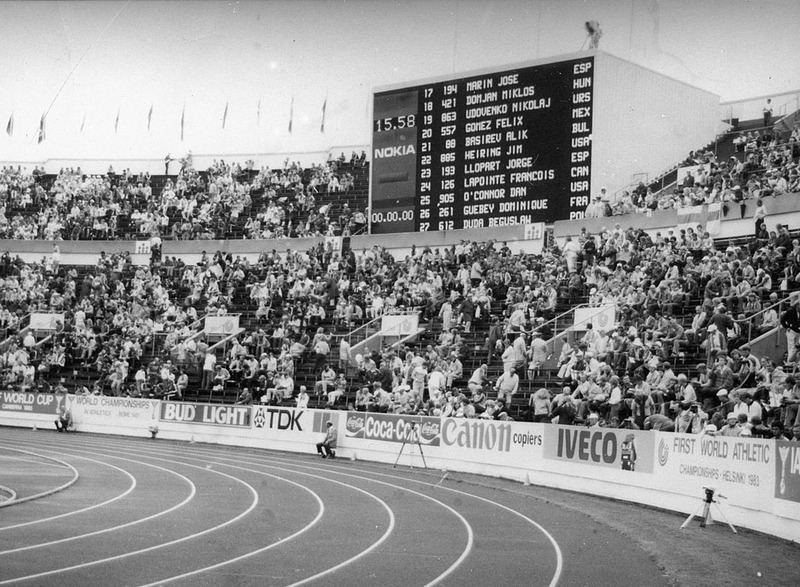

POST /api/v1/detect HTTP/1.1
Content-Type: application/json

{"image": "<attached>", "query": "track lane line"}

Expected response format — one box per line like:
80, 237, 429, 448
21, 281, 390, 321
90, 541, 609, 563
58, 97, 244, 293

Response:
132, 443, 474, 587
0, 450, 195, 555
0, 449, 138, 532
0, 445, 259, 585
31, 437, 431, 587
18, 434, 559, 586
111, 450, 396, 587
266, 454, 564, 587
0, 447, 79, 508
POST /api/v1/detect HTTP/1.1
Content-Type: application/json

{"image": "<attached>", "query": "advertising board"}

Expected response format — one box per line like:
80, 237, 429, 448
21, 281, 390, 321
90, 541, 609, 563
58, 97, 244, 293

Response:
543, 425, 654, 474
344, 412, 441, 446
0, 391, 64, 415
653, 433, 774, 510
159, 401, 251, 428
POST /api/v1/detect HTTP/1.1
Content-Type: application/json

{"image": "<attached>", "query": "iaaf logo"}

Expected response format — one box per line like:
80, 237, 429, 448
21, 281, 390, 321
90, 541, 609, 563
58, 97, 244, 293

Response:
658, 438, 670, 467
253, 408, 303, 431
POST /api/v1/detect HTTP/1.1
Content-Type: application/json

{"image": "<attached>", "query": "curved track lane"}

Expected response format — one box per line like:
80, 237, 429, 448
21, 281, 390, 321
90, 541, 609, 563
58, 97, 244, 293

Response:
0, 428, 670, 587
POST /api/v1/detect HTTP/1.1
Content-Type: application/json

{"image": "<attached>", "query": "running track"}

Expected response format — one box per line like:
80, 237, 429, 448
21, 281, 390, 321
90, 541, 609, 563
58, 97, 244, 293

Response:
0, 427, 670, 586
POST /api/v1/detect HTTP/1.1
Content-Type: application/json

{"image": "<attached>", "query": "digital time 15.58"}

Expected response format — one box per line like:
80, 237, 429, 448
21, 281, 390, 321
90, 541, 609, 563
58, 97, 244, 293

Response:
373, 114, 416, 132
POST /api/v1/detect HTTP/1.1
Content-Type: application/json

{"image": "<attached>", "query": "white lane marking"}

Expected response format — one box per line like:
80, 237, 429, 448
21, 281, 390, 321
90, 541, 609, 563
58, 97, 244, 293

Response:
0, 450, 138, 532
140, 443, 473, 587
0, 449, 195, 555
0, 447, 79, 508
268, 455, 564, 587
0, 453, 72, 469
430, 479, 563, 587
0, 445, 259, 585
27, 434, 560, 586
6, 437, 325, 587
32, 437, 419, 587
134, 460, 393, 587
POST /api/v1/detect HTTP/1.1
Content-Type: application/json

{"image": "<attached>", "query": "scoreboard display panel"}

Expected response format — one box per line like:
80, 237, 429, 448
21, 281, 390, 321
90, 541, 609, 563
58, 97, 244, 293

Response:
370, 56, 594, 234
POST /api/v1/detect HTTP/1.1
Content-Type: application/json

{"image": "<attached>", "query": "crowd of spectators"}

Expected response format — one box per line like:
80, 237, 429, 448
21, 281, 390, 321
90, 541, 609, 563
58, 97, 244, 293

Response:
584, 123, 800, 218
1, 142, 800, 441
0, 152, 368, 241
328, 223, 800, 442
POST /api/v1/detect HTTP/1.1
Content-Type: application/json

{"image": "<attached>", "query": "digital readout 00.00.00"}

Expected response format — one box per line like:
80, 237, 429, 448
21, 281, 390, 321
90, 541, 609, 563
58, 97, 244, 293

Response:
370, 209, 414, 224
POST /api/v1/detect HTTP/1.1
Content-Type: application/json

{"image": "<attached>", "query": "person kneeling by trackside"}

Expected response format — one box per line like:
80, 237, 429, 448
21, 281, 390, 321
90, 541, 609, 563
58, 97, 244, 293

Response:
55, 405, 73, 432
316, 421, 337, 458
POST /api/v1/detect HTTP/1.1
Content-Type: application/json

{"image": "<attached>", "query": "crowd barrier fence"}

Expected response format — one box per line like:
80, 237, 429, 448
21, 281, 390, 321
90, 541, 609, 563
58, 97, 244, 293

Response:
1, 392, 798, 543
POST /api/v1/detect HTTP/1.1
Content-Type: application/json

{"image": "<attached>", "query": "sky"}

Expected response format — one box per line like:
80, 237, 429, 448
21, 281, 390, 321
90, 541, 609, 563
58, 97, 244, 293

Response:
0, 0, 798, 163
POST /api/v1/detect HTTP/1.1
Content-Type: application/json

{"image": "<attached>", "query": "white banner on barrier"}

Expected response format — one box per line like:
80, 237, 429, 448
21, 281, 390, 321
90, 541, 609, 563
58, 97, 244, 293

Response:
204, 315, 240, 335
30, 313, 65, 331
380, 314, 419, 336
542, 425, 655, 474
438, 417, 545, 467
573, 305, 616, 332
325, 236, 343, 252
651, 432, 774, 511
68, 395, 159, 427
251, 406, 337, 443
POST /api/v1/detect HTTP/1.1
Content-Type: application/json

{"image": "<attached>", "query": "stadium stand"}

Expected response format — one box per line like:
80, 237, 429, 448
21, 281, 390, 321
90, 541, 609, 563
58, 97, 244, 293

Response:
2, 119, 800, 442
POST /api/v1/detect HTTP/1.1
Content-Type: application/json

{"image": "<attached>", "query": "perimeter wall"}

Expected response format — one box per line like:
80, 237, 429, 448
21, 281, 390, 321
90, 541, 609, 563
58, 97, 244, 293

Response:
2, 393, 798, 543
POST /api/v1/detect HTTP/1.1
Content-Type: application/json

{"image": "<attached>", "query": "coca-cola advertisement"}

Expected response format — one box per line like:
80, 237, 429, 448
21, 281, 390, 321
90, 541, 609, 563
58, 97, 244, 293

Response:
344, 412, 441, 446
345, 413, 366, 438
417, 418, 441, 446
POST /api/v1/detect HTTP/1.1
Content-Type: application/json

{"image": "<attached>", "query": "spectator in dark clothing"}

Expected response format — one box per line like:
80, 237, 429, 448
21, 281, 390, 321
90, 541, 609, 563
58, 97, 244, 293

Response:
780, 298, 800, 364
708, 306, 734, 350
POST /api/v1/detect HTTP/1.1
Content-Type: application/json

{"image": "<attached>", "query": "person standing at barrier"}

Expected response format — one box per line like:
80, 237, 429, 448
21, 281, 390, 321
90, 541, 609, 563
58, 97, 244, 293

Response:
316, 421, 337, 458
753, 199, 767, 237
780, 298, 800, 364
781, 376, 800, 428
201, 351, 216, 390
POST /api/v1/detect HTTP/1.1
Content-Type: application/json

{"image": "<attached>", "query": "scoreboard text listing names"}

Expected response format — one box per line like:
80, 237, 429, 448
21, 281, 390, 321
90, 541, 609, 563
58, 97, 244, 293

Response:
370, 57, 594, 234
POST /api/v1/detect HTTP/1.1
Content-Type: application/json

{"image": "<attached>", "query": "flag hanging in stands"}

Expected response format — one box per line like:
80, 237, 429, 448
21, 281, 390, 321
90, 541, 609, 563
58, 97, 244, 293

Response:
37, 114, 46, 144
320, 96, 327, 133
180, 104, 185, 140
676, 202, 722, 235
288, 95, 294, 133
114, 107, 120, 133
222, 102, 228, 129
5, 112, 13, 136
147, 104, 153, 131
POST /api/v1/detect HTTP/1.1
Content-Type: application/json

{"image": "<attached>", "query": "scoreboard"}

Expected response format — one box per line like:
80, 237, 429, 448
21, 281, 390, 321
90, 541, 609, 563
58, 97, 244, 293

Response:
370, 56, 594, 234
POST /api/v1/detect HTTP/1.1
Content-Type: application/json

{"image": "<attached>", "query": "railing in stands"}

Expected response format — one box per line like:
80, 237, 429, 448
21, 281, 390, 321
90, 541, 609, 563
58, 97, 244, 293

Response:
732, 291, 799, 342
151, 314, 208, 358
343, 308, 421, 365
542, 303, 610, 359
0, 313, 30, 354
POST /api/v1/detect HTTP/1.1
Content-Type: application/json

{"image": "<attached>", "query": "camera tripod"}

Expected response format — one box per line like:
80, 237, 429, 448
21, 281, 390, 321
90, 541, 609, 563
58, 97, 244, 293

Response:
393, 422, 428, 469
680, 487, 737, 534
